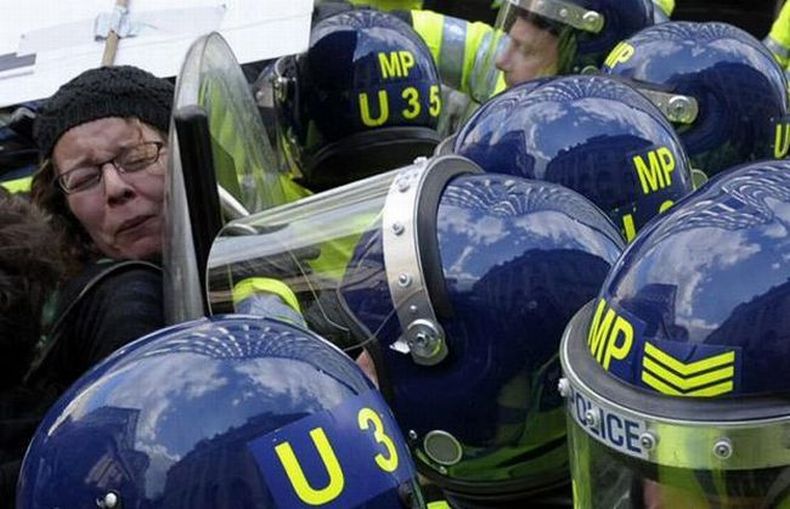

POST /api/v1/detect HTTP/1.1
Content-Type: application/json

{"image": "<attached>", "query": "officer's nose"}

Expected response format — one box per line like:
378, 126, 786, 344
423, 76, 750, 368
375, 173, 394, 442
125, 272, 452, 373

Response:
495, 46, 513, 74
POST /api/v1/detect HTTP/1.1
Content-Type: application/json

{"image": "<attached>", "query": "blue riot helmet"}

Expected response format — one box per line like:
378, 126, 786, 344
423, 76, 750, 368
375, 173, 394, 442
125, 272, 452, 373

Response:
559, 160, 790, 508
602, 21, 790, 177
272, 10, 442, 192
488, 0, 653, 89
454, 74, 695, 242
433, 76, 554, 156
0, 103, 39, 193
207, 155, 625, 504
18, 316, 425, 508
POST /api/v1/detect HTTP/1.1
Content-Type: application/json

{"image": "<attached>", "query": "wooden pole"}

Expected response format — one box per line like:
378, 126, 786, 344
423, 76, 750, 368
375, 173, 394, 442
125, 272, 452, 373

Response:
101, 0, 130, 66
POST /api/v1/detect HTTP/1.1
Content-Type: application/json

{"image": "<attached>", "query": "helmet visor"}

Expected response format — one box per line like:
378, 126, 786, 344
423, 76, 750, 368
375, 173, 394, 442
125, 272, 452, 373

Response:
560, 302, 790, 509
206, 155, 481, 357
206, 166, 396, 352
568, 421, 790, 509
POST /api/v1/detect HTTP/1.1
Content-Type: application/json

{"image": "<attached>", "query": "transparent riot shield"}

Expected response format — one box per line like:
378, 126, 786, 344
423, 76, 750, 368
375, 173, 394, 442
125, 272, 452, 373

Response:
206, 155, 481, 358
206, 167, 397, 351
174, 32, 308, 214
165, 32, 311, 324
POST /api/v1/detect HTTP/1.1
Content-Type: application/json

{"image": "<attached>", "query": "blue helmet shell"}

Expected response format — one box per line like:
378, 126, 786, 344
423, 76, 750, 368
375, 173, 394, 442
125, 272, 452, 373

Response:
588, 160, 790, 398
569, 0, 654, 72
276, 10, 442, 189
0, 102, 39, 186
18, 316, 421, 508
532, 0, 654, 73
602, 21, 790, 176
340, 173, 624, 498
454, 74, 694, 241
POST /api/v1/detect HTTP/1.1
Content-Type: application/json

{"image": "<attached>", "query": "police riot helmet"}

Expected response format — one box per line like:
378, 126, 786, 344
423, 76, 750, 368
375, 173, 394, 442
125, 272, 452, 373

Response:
18, 316, 425, 508
491, 0, 653, 84
273, 10, 442, 192
0, 103, 39, 192
559, 160, 790, 508
207, 155, 625, 503
602, 21, 790, 177
434, 76, 554, 157
454, 74, 695, 242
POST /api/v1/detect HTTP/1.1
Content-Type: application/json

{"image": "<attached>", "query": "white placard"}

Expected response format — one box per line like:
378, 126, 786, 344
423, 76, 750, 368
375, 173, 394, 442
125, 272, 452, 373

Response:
0, 0, 312, 107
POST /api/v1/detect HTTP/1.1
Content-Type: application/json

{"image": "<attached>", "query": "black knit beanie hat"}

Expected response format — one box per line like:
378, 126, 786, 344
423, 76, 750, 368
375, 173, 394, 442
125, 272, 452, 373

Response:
33, 65, 174, 158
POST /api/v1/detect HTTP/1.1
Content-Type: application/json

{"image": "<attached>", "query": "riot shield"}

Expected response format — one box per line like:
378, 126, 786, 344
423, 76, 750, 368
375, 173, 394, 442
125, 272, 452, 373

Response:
165, 32, 311, 324
206, 155, 483, 359
174, 32, 308, 215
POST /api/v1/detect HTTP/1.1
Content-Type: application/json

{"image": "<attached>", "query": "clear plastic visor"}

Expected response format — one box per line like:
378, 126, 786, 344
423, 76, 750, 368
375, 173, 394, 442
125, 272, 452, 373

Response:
560, 302, 790, 509
495, 0, 604, 35
567, 421, 790, 509
206, 167, 400, 351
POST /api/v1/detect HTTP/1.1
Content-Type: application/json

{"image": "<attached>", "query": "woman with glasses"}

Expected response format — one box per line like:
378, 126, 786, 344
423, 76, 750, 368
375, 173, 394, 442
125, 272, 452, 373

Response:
26, 66, 171, 401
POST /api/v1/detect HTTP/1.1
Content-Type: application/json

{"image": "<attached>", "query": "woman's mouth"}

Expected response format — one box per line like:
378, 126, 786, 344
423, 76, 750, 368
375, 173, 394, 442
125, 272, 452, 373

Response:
117, 215, 154, 235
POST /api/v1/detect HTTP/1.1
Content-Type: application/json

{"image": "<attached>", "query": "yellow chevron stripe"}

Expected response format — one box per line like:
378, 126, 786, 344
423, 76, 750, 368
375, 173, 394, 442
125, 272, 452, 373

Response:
641, 371, 734, 397
641, 371, 682, 395
644, 342, 734, 375
642, 357, 734, 390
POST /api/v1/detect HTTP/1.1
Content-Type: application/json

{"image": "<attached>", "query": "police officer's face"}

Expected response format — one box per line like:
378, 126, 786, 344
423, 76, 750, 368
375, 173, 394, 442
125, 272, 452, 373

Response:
53, 117, 166, 261
496, 16, 559, 87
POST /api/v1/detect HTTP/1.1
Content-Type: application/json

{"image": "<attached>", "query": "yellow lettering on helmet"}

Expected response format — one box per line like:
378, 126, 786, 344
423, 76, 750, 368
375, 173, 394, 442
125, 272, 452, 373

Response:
604, 316, 634, 370
398, 51, 415, 77
379, 51, 402, 78
429, 84, 441, 117
377, 51, 416, 79
359, 90, 390, 126
588, 299, 615, 363
275, 427, 345, 505
402, 87, 421, 119
633, 146, 675, 195
358, 407, 399, 472
588, 298, 635, 371
775, 120, 790, 159
604, 42, 635, 69
658, 199, 674, 214
621, 213, 637, 243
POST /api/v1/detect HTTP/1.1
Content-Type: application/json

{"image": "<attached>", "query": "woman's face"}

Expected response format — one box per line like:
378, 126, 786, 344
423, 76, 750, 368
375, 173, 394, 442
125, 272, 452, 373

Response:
52, 117, 166, 261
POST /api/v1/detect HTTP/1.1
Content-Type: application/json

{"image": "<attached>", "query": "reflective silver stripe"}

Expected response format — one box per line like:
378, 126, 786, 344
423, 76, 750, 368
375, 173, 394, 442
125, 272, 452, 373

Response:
764, 36, 790, 65
469, 30, 506, 102
439, 15, 467, 90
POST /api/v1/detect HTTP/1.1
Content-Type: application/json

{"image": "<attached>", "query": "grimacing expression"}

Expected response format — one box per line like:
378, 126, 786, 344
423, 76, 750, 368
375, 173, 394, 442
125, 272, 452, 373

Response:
52, 117, 166, 261
496, 16, 560, 87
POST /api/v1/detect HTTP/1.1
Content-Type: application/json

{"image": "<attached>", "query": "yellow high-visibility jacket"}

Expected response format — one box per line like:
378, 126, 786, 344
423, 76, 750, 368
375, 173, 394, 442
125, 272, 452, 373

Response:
653, 0, 676, 18
765, 1, 790, 70
408, 9, 506, 102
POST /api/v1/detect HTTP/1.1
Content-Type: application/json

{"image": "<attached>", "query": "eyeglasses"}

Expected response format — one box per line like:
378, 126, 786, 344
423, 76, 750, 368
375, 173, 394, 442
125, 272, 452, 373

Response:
55, 141, 165, 194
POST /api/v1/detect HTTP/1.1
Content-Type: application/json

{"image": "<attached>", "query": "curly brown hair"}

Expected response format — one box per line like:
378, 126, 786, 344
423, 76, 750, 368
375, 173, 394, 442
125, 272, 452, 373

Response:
0, 190, 65, 386
30, 158, 96, 274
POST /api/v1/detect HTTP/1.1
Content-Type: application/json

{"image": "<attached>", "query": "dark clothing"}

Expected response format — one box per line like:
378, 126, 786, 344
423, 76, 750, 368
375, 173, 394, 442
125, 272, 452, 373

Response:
445, 484, 573, 508
25, 260, 164, 393
0, 260, 164, 508
0, 385, 58, 506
